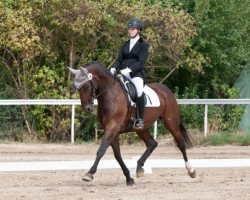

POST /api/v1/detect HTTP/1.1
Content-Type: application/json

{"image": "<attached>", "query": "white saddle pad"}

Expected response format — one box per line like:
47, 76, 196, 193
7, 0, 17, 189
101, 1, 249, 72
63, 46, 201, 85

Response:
144, 85, 160, 107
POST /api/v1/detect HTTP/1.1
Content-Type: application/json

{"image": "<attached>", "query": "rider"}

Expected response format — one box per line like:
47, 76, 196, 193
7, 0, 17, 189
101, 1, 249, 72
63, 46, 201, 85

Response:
110, 19, 149, 130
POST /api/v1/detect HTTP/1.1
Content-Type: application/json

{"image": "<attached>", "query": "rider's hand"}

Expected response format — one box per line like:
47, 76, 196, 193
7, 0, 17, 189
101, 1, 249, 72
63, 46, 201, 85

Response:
120, 68, 131, 76
110, 68, 116, 75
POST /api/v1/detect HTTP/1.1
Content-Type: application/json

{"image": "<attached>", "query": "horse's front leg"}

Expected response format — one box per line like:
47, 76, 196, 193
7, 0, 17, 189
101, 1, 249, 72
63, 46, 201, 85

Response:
135, 129, 158, 178
111, 135, 134, 186
82, 136, 111, 182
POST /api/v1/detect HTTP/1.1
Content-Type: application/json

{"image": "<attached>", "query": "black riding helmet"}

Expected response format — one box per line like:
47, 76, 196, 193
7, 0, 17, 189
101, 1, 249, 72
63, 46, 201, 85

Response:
127, 19, 144, 31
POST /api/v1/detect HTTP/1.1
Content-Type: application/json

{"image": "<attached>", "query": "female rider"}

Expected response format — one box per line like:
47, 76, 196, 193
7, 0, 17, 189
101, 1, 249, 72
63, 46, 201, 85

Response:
110, 19, 149, 130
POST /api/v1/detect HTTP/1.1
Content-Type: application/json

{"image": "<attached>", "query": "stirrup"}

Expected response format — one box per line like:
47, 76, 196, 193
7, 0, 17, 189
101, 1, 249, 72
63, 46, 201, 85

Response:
133, 119, 144, 130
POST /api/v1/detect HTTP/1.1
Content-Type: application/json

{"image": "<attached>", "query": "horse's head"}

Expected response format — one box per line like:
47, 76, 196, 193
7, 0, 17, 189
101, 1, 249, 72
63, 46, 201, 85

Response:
68, 67, 95, 113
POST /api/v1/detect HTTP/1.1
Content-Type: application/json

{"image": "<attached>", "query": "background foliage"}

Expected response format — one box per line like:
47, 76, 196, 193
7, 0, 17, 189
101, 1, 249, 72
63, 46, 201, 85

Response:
0, 0, 249, 142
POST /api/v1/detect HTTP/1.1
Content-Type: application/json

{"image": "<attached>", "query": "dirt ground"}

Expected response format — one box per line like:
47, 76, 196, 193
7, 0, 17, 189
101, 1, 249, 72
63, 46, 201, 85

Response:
0, 141, 249, 200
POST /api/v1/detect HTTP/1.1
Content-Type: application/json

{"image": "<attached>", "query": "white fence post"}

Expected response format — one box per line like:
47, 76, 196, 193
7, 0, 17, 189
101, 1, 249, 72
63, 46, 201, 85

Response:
204, 104, 208, 137
154, 121, 158, 139
71, 105, 75, 144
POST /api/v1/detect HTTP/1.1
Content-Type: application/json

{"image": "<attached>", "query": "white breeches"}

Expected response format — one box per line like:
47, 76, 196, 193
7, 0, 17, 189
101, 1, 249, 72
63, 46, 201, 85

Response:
124, 74, 144, 97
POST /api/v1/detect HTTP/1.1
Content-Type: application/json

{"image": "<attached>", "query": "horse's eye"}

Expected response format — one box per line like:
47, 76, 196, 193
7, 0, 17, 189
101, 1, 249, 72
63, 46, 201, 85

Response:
83, 84, 88, 88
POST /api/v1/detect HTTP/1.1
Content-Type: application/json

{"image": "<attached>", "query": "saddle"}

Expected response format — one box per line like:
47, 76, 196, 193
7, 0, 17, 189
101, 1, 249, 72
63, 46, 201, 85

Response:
116, 74, 145, 107
116, 74, 160, 132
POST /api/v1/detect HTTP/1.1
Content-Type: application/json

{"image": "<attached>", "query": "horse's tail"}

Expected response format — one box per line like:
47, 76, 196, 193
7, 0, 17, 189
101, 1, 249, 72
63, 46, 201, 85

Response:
179, 122, 193, 148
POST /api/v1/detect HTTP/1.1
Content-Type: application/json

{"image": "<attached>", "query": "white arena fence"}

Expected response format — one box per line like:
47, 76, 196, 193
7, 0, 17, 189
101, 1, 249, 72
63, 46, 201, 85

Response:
0, 99, 250, 144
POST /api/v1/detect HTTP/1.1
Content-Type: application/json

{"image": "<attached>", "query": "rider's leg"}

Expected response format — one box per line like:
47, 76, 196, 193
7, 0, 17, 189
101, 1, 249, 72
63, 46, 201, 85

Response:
130, 77, 145, 129
134, 93, 145, 129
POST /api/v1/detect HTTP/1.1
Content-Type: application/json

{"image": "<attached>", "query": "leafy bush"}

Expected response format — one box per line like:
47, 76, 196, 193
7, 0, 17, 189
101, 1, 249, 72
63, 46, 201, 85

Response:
174, 84, 244, 133
208, 105, 245, 132
0, 86, 25, 139
75, 112, 98, 142
28, 65, 72, 141
175, 84, 205, 130
207, 86, 244, 132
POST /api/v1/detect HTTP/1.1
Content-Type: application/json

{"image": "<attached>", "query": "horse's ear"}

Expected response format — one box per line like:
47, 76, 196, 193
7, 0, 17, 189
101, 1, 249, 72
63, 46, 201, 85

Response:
68, 67, 79, 76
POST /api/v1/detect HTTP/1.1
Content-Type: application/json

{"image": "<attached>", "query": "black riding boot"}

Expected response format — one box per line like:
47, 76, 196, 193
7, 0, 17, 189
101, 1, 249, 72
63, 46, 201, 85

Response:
134, 93, 145, 130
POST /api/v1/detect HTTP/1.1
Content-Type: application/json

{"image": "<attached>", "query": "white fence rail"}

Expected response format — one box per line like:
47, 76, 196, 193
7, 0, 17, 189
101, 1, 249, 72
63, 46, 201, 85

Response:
0, 99, 250, 143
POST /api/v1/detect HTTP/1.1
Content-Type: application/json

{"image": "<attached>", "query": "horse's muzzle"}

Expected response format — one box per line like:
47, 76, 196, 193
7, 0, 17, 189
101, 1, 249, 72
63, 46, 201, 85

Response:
83, 104, 94, 113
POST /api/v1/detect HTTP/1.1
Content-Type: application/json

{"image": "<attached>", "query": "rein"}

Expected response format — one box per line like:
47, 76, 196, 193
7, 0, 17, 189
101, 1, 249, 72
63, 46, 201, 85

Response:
95, 76, 118, 98
91, 78, 117, 100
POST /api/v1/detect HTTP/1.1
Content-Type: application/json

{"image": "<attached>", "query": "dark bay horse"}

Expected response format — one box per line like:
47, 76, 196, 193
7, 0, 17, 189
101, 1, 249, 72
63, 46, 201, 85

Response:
68, 62, 196, 185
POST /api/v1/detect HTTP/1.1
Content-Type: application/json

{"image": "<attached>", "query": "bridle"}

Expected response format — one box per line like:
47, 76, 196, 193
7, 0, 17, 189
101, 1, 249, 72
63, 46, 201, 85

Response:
73, 68, 96, 107
73, 68, 116, 107
77, 80, 96, 107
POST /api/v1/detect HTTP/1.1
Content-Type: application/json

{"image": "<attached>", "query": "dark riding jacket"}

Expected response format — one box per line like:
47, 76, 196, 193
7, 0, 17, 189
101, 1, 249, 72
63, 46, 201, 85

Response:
112, 37, 149, 80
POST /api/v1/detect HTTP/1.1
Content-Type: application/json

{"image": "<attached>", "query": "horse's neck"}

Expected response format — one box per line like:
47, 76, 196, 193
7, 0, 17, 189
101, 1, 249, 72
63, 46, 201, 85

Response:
89, 67, 115, 96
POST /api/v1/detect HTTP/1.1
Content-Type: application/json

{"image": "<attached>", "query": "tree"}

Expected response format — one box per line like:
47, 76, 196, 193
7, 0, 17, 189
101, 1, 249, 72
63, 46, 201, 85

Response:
169, 0, 250, 98
34, 0, 103, 88
194, 0, 250, 97
0, 0, 42, 133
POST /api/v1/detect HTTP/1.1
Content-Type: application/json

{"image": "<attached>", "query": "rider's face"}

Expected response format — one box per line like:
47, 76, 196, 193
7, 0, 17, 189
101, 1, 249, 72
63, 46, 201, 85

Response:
128, 28, 140, 38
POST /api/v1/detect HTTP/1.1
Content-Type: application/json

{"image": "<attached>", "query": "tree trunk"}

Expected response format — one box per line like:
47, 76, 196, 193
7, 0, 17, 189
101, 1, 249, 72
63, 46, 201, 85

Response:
160, 67, 177, 83
1, 52, 32, 134
67, 37, 75, 90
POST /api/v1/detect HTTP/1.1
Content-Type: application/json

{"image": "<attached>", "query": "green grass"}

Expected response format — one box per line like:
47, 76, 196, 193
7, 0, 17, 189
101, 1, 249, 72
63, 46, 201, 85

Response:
208, 132, 250, 146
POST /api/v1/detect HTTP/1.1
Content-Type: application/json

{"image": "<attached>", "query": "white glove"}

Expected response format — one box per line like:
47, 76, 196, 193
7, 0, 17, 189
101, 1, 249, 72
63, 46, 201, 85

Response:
120, 68, 131, 76
110, 68, 116, 75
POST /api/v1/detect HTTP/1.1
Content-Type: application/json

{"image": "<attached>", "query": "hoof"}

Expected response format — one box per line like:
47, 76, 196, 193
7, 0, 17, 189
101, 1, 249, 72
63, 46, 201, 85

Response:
82, 172, 93, 182
126, 178, 135, 186
188, 170, 196, 178
136, 168, 145, 178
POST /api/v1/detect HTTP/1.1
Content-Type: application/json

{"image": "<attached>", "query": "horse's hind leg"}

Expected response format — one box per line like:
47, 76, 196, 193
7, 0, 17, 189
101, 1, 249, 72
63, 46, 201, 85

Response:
136, 129, 158, 178
176, 132, 196, 178
111, 135, 134, 186
162, 118, 196, 178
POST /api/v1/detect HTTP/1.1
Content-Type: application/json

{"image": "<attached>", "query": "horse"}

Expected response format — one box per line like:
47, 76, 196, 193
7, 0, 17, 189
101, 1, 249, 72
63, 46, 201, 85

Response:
68, 62, 196, 186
